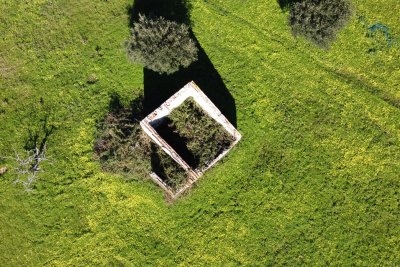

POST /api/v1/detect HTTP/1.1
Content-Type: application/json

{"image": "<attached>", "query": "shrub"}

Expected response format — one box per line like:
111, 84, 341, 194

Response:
94, 95, 152, 178
289, 0, 352, 48
126, 14, 198, 75
86, 73, 98, 84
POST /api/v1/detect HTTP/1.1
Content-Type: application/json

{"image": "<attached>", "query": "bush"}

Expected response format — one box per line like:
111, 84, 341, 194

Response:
126, 14, 198, 75
289, 0, 352, 48
94, 95, 152, 178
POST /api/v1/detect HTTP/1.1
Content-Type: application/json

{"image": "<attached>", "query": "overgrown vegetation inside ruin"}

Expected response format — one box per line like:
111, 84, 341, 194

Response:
155, 98, 234, 171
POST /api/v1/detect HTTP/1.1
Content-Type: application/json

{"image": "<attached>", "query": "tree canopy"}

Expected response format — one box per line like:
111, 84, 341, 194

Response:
289, 0, 352, 48
126, 14, 198, 74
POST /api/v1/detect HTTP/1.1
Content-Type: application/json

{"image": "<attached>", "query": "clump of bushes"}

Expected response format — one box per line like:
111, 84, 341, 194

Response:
156, 98, 234, 171
126, 14, 198, 75
289, 0, 352, 48
94, 94, 152, 178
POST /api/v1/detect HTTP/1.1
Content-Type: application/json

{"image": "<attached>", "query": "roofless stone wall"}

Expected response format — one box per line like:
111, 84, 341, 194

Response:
140, 81, 241, 199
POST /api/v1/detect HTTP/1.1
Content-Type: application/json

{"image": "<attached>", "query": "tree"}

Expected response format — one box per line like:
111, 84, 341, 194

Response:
289, 0, 352, 48
126, 14, 198, 75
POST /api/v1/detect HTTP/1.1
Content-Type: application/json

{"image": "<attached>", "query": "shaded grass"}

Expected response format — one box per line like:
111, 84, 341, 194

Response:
0, 0, 399, 266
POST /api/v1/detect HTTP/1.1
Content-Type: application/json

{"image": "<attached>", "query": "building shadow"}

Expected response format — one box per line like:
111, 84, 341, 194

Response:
152, 118, 196, 168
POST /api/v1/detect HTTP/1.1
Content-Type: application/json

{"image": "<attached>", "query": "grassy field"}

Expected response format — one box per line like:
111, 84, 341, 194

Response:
1, 0, 399, 265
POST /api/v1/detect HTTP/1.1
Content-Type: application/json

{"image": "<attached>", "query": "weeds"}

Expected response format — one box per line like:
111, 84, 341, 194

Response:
156, 97, 234, 170
150, 144, 189, 191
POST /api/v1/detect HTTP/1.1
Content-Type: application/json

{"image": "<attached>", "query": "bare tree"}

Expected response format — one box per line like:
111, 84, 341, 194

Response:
12, 100, 55, 192
14, 146, 48, 192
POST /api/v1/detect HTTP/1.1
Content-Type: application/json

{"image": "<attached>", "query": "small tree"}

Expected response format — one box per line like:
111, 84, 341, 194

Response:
126, 14, 198, 75
289, 0, 352, 48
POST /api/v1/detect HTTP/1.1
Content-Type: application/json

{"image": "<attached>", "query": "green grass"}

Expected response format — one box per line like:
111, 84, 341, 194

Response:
1, 0, 399, 266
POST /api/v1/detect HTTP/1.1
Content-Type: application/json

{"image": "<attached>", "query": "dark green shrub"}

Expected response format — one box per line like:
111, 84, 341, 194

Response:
94, 95, 152, 179
289, 0, 352, 48
126, 14, 198, 75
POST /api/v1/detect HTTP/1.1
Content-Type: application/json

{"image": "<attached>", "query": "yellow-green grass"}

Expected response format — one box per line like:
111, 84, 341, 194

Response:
0, 0, 399, 265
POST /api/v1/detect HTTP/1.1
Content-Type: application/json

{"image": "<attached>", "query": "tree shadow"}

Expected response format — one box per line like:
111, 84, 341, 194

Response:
127, 0, 192, 27
127, 0, 236, 127
23, 102, 56, 154
143, 37, 237, 127
277, 0, 299, 11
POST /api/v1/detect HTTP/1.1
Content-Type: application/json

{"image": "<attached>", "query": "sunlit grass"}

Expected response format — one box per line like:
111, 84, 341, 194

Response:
0, 0, 399, 265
